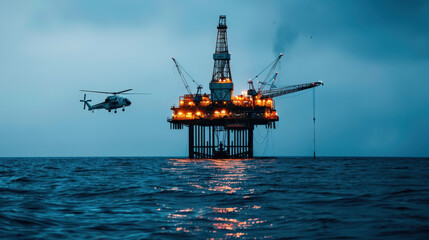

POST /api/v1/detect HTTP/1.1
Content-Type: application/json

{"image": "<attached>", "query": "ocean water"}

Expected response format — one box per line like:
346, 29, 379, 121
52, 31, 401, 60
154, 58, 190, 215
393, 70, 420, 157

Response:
0, 157, 428, 239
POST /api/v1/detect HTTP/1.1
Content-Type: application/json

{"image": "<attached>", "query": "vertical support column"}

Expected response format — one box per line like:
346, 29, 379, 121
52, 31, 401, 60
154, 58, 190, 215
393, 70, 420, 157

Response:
197, 125, 199, 158
194, 125, 198, 158
197, 125, 200, 158
244, 129, 247, 157
234, 130, 236, 156
235, 130, 237, 156
248, 127, 254, 158
200, 125, 203, 157
203, 126, 206, 158
236, 130, 239, 156
233, 130, 236, 156
240, 130, 242, 156
212, 126, 215, 158
239, 130, 242, 156
243, 129, 246, 157
203, 126, 206, 157
203, 126, 205, 157
243, 129, 245, 156
208, 126, 211, 157
195, 125, 198, 158
189, 125, 194, 159
227, 129, 230, 156
200, 125, 202, 158
241, 130, 246, 157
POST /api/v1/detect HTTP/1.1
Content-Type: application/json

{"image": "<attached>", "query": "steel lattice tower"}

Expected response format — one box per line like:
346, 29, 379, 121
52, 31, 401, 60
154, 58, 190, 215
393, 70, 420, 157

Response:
212, 15, 231, 82
209, 15, 234, 102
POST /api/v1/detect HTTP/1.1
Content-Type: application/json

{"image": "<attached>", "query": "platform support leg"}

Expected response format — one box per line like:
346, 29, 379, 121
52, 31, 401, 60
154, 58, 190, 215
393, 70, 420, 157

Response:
212, 126, 215, 157
189, 125, 194, 159
227, 129, 230, 156
248, 127, 254, 158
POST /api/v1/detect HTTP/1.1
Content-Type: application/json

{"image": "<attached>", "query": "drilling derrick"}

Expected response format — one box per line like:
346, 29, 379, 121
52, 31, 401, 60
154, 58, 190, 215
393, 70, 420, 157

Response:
210, 16, 233, 102
168, 15, 323, 159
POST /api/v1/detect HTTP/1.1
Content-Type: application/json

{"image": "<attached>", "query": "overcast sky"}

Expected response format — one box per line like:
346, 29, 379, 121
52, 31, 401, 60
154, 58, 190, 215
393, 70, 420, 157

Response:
1, 0, 428, 157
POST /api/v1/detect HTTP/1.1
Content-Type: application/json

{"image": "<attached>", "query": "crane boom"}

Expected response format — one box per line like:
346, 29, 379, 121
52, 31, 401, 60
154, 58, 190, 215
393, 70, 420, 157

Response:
269, 72, 279, 89
260, 81, 323, 99
256, 53, 283, 93
172, 57, 193, 95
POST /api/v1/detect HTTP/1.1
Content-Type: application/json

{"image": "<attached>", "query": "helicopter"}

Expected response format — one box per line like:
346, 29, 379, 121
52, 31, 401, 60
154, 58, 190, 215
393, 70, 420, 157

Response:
79, 89, 146, 113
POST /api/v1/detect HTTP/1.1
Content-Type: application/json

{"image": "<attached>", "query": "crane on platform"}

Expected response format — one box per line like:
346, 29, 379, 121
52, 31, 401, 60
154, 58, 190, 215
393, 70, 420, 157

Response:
256, 53, 283, 93
247, 53, 323, 99
171, 57, 203, 104
247, 54, 283, 96
260, 81, 324, 99
248, 72, 279, 96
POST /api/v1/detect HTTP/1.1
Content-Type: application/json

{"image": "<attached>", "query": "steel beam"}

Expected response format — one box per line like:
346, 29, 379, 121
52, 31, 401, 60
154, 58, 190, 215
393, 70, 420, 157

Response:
189, 125, 194, 159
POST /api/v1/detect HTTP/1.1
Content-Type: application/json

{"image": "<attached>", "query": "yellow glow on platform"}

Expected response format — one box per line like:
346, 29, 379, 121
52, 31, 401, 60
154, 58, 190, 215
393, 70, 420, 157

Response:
221, 110, 226, 114
217, 78, 232, 83
196, 111, 201, 116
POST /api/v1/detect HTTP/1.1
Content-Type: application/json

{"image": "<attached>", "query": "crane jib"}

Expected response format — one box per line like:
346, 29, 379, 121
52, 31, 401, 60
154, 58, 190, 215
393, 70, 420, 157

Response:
172, 57, 202, 95
260, 81, 323, 99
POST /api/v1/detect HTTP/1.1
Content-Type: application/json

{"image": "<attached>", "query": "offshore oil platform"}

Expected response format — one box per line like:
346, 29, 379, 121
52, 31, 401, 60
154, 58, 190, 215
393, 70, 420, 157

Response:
168, 15, 323, 159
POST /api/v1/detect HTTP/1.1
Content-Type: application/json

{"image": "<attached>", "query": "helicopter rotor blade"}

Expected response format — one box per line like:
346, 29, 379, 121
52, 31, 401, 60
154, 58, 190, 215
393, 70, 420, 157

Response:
114, 89, 133, 94
80, 89, 138, 95
121, 93, 151, 95
80, 90, 114, 94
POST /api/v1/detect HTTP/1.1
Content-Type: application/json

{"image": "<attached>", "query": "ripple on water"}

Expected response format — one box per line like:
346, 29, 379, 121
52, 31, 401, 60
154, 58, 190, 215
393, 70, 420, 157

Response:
0, 157, 428, 239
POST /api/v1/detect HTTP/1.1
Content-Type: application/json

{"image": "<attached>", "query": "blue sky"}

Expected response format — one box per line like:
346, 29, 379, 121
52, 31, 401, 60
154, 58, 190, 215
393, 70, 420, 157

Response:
0, 0, 428, 157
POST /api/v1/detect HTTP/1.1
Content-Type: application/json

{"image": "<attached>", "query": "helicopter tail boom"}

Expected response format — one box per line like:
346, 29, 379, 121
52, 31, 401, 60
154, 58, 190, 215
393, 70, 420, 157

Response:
80, 94, 92, 110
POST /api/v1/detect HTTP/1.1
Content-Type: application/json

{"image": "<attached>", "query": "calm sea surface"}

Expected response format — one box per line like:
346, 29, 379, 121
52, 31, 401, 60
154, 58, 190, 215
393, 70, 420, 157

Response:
0, 157, 428, 239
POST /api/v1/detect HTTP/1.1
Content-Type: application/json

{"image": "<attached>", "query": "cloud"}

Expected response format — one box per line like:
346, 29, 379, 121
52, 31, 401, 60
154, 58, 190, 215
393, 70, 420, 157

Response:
274, 25, 298, 54
30, 1, 157, 28
273, 0, 429, 60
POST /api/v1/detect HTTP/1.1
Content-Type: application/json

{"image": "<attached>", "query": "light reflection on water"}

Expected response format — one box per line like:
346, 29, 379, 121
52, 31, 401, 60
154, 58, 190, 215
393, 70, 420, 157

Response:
162, 158, 273, 238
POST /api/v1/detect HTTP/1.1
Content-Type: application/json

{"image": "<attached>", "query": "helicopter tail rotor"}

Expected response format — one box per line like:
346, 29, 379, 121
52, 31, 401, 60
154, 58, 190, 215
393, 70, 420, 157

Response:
80, 94, 92, 110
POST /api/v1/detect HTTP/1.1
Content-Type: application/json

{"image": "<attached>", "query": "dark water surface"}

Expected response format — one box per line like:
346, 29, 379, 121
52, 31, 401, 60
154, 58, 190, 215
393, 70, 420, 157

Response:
1, 157, 429, 239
